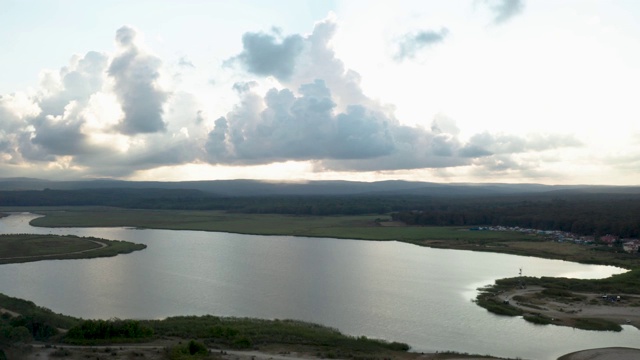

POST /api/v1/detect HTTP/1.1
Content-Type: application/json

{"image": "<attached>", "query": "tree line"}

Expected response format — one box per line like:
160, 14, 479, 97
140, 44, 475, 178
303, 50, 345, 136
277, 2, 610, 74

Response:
1, 188, 638, 237
391, 195, 640, 238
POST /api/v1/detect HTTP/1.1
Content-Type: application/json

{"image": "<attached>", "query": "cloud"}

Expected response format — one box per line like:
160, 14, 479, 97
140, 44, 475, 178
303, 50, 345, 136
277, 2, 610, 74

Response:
29, 106, 90, 158
178, 56, 195, 68
229, 18, 369, 110
205, 77, 478, 171
395, 28, 449, 60
484, 0, 525, 24
232, 81, 258, 94
0, 26, 196, 179
227, 30, 304, 81
462, 132, 582, 156
38, 51, 109, 116
206, 17, 585, 174
0, 17, 591, 181
108, 26, 169, 134
205, 79, 395, 164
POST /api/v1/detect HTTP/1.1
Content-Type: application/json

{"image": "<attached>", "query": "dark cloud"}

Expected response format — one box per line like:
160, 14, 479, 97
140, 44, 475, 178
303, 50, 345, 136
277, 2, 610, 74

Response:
395, 28, 449, 60
232, 81, 258, 94
30, 115, 89, 157
484, 0, 525, 24
205, 80, 395, 164
108, 26, 169, 134
204, 80, 475, 171
228, 31, 304, 81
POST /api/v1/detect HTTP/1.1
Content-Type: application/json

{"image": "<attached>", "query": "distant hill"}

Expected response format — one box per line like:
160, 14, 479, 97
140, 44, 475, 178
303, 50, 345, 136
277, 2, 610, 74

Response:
0, 178, 639, 197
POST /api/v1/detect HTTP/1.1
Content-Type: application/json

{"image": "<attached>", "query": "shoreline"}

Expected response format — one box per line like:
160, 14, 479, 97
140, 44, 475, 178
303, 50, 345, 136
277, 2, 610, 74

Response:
1, 210, 640, 359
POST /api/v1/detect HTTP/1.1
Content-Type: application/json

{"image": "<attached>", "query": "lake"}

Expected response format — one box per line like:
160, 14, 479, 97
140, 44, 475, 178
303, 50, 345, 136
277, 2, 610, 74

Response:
0, 213, 637, 359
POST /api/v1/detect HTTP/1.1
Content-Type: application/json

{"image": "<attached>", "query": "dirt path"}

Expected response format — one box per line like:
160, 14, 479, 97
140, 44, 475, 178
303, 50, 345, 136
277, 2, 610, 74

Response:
500, 286, 640, 329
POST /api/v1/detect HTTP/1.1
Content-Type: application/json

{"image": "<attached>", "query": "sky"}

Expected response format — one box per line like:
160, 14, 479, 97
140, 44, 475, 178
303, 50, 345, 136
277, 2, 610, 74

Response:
1, 0, 639, 185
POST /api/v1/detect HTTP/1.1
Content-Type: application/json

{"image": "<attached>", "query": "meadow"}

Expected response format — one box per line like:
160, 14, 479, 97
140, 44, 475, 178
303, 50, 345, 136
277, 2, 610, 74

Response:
0, 233, 146, 264
22, 208, 640, 268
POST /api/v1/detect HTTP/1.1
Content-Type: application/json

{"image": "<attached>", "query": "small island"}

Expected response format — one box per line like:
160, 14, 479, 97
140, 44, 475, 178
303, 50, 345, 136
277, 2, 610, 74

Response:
0, 233, 146, 264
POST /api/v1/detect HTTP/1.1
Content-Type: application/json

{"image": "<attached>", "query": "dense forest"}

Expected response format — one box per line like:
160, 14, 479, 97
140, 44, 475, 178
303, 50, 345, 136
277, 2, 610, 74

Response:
0, 188, 639, 238
390, 195, 640, 238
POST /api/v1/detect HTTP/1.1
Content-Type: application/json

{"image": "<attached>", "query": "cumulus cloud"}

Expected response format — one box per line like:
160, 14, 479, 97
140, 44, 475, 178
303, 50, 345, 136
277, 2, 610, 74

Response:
483, 0, 525, 24
230, 18, 369, 110
232, 81, 258, 94
205, 17, 585, 174
395, 28, 449, 60
205, 79, 395, 164
205, 79, 476, 171
108, 26, 169, 134
0, 17, 586, 181
0, 26, 197, 179
38, 51, 109, 116
227, 30, 304, 81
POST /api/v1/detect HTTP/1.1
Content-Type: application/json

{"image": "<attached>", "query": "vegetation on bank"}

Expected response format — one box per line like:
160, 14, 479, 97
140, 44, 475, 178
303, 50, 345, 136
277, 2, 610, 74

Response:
0, 292, 80, 345
142, 315, 410, 353
65, 319, 154, 344
0, 234, 146, 264
474, 269, 640, 331
4, 202, 640, 335
0, 291, 411, 358
26, 208, 540, 242
2, 187, 639, 237
20, 208, 639, 268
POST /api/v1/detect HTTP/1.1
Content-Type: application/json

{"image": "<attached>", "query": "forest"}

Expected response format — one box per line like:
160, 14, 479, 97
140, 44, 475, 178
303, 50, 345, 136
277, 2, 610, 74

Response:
1, 188, 638, 238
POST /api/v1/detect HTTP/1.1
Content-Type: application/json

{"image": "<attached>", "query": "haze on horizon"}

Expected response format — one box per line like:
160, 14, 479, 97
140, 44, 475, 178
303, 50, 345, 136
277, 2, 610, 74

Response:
1, 0, 638, 186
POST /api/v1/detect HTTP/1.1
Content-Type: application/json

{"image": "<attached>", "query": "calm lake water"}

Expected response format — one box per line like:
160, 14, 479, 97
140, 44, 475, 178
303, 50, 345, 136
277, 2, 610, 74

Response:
0, 213, 637, 359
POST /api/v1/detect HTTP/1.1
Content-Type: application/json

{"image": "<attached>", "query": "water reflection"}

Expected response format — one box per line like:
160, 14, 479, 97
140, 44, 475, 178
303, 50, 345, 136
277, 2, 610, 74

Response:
0, 213, 636, 359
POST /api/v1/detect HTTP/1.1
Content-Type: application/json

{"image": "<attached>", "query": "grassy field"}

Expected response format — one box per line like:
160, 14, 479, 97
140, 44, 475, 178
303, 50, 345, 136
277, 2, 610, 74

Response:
0, 234, 100, 257
0, 234, 146, 264
22, 207, 640, 268
25, 207, 537, 240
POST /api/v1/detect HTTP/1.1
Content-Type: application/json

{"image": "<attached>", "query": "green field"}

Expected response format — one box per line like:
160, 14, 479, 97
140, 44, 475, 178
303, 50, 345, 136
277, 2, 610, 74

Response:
24, 208, 640, 268
25, 208, 535, 241
5, 206, 640, 269
0, 234, 146, 264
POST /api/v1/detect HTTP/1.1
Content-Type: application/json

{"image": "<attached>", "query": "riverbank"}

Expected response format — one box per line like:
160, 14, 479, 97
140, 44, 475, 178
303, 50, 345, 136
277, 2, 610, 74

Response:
1, 210, 640, 354
15, 208, 637, 269
7, 338, 640, 360
0, 298, 513, 360
497, 285, 640, 330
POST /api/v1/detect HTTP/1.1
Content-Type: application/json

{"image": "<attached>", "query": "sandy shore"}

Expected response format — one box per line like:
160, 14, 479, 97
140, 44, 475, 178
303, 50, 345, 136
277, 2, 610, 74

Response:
557, 347, 640, 360
499, 286, 640, 329
6, 344, 508, 360
8, 342, 640, 360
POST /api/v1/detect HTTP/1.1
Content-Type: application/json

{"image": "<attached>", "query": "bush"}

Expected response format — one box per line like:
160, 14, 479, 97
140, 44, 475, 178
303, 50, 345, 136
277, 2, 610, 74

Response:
10, 315, 58, 340
65, 319, 153, 344
573, 318, 622, 332
167, 340, 209, 359
523, 314, 553, 325
9, 326, 33, 343
475, 297, 523, 316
